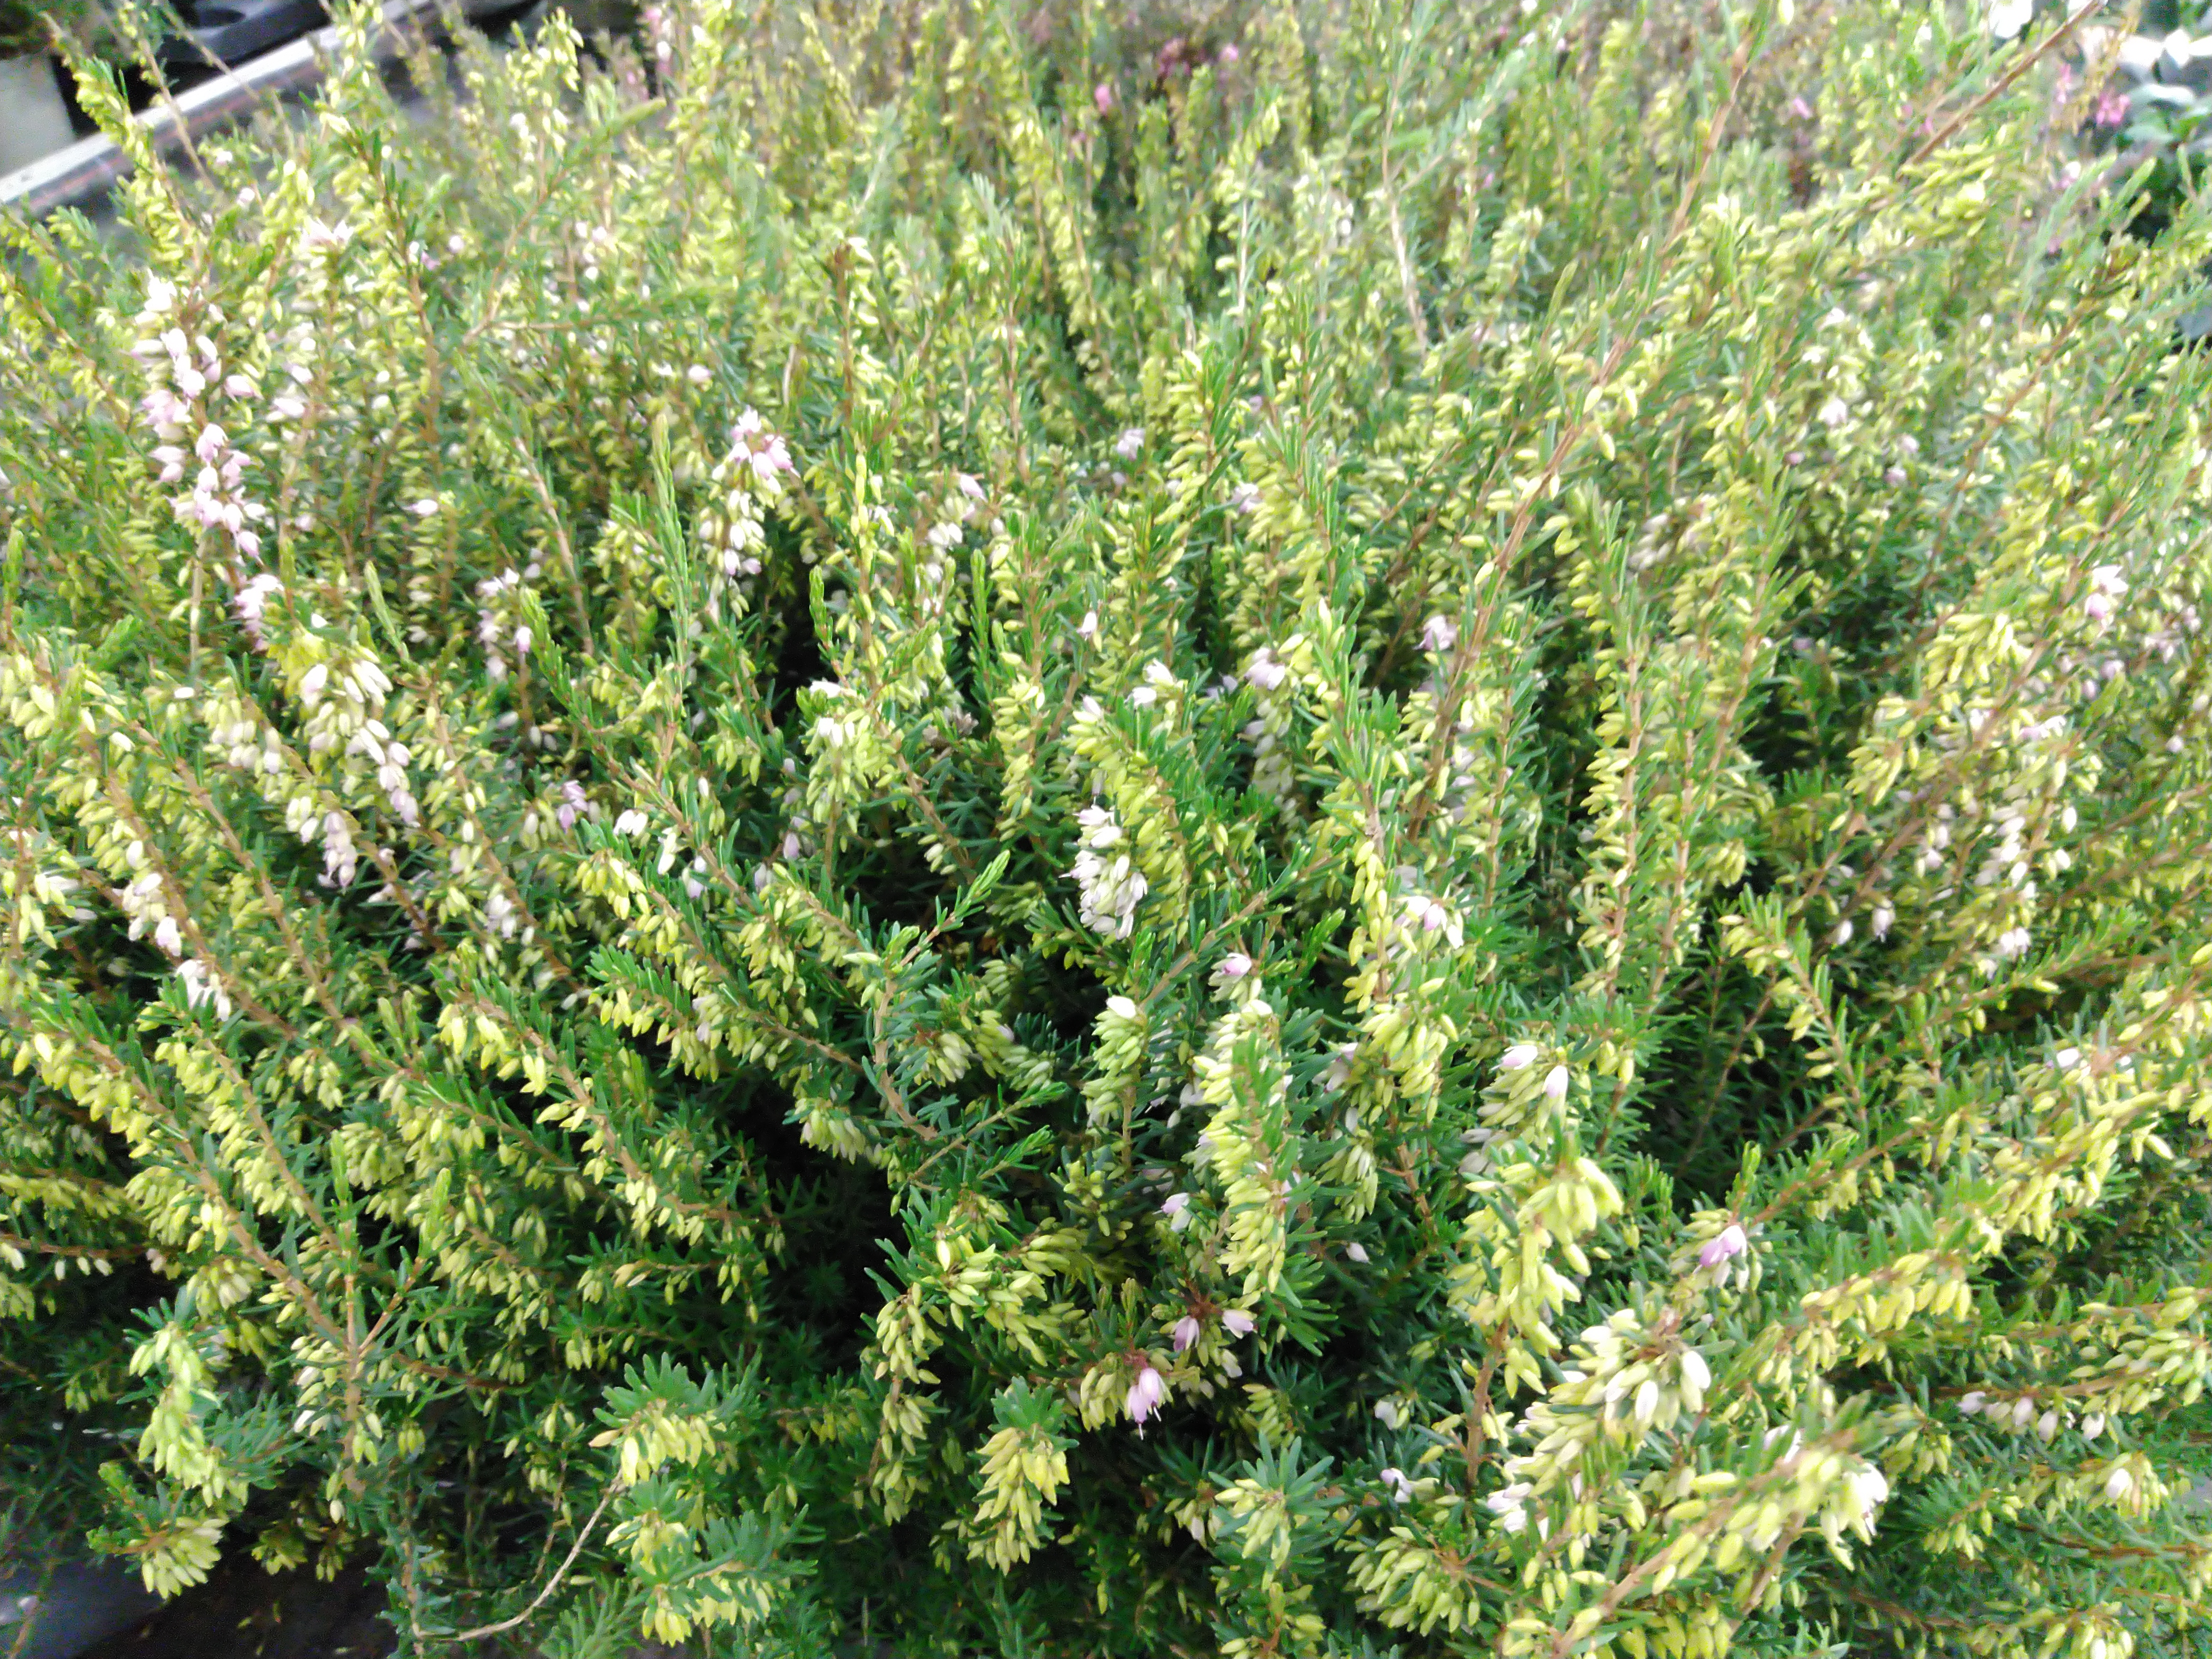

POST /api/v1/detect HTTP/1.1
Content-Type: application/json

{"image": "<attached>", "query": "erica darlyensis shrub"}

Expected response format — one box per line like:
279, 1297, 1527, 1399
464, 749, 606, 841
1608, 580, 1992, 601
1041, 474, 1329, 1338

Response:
1, 1, 2209, 1654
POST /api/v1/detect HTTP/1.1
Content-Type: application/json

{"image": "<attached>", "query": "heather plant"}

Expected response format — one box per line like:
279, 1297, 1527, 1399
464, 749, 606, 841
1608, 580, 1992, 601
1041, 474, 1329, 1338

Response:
1, 0, 2210, 1654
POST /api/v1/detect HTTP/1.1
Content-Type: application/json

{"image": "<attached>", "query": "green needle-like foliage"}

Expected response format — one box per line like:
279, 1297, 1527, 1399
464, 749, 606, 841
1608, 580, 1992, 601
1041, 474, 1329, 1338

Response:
1, 1, 2210, 1654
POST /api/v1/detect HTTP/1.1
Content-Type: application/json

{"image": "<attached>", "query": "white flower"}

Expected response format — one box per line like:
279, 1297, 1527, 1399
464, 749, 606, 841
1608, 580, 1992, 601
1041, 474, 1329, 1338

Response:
2104, 1463, 2134, 1502
1832, 919, 1854, 946
1959, 1391, 1988, 1415
1498, 1043, 1540, 1073
1988, 0, 2032, 40
1543, 1065, 1570, 1101
686, 364, 711, 386
1421, 615, 1457, 652
1817, 396, 1851, 429
321, 812, 358, 890
2054, 1046, 2082, 1071
1161, 1192, 1193, 1231
1077, 609, 1100, 641
1104, 995, 1141, 1021
1848, 1462, 1890, 1523
1115, 426, 1145, 459
2081, 1413, 2104, 1440
1484, 1482, 1531, 1531
1172, 1316, 1201, 1353
1212, 951, 1254, 987
1069, 806, 1149, 938
926, 521, 963, 550
1229, 481, 1261, 514
1245, 650, 1288, 691
1679, 1347, 1711, 1394
177, 959, 231, 1019
1220, 1309, 1255, 1337
614, 810, 649, 838
1373, 1398, 1401, 1429
1380, 1467, 1415, 1504
1345, 1241, 1370, 1264
1322, 1043, 1359, 1091
410, 498, 440, 517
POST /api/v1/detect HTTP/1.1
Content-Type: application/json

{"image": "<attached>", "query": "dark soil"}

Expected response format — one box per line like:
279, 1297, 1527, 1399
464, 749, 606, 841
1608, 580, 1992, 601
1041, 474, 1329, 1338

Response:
74, 1557, 393, 1659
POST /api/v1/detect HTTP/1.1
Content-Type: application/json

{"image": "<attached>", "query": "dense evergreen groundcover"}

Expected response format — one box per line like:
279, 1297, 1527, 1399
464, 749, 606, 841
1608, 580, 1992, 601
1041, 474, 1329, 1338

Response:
1, 1, 2209, 1653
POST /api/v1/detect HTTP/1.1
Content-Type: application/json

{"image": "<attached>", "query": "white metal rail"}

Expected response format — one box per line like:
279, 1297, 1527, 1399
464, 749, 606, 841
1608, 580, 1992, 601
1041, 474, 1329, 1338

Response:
0, 0, 445, 217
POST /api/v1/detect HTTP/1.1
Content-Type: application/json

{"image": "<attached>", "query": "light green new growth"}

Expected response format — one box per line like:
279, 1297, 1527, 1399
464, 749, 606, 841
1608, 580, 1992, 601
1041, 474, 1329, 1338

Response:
0, 0, 2208, 1654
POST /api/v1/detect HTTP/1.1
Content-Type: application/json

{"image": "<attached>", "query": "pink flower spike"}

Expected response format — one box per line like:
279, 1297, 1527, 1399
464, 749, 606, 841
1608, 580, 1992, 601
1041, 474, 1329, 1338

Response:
1094, 81, 1116, 114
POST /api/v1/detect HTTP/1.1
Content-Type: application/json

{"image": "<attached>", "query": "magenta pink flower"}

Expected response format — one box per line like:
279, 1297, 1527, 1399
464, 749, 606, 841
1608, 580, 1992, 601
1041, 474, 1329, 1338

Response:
1126, 1364, 1166, 1425
1094, 81, 1116, 115
2094, 89, 2129, 129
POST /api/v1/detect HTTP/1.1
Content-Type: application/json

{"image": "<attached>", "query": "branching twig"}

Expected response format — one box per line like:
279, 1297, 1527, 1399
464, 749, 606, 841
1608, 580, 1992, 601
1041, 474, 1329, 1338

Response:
434, 1480, 625, 1644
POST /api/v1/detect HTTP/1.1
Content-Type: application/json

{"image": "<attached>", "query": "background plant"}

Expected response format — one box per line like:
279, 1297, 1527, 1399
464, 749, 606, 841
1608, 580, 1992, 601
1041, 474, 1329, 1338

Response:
1, 1, 2209, 1655
0, 0, 125, 60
